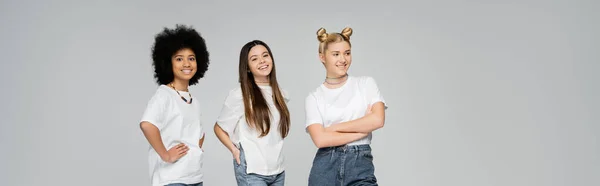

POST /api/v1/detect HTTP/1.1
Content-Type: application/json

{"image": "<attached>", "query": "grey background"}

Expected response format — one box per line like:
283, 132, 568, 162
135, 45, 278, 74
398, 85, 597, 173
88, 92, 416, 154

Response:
0, 0, 598, 185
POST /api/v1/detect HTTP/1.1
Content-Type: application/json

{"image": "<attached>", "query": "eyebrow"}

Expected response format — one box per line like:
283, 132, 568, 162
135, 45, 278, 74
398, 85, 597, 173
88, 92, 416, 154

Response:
174, 55, 196, 57
249, 52, 268, 58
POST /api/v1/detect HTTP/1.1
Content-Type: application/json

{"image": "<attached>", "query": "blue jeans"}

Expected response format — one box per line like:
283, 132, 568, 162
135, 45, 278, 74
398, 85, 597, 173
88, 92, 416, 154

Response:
165, 182, 203, 186
308, 144, 377, 186
233, 144, 286, 186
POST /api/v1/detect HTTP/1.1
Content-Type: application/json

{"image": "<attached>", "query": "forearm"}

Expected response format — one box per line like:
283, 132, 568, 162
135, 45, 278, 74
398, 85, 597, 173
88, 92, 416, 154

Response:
317, 131, 367, 148
327, 114, 382, 133
328, 102, 386, 133
140, 121, 168, 159
308, 124, 367, 148
213, 123, 237, 153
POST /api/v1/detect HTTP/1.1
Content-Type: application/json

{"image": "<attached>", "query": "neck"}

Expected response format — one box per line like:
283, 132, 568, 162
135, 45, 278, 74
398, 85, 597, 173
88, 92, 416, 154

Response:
325, 73, 348, 84
169, 79, 189, 91
254, 76, 270, 86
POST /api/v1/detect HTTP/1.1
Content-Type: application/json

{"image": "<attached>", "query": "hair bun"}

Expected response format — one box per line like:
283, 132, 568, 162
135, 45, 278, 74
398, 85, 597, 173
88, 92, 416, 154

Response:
341, 27, 353, 40
317, 28, 328, 42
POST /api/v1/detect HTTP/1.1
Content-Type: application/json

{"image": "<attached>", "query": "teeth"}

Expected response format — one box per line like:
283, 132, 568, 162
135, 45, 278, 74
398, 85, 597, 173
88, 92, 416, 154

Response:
259, 65, 268, 70
182, 69, 192, 74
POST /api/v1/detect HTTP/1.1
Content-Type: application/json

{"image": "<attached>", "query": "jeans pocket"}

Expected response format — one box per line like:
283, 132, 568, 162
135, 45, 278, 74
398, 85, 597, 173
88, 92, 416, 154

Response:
361, 150, 374, 160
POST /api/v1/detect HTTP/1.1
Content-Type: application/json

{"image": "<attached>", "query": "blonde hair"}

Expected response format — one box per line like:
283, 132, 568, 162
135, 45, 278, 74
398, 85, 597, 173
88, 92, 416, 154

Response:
316, 27, 353, 53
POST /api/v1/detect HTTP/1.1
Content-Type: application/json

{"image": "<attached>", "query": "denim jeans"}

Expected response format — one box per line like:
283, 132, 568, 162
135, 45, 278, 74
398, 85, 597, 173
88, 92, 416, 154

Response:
308, 144, 377, 186
233, 144, 285, 186
165, 182, 203, 186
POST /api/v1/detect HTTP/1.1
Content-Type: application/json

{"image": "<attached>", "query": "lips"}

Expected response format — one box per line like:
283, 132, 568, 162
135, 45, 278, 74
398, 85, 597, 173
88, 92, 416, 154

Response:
258, 65, 269, 70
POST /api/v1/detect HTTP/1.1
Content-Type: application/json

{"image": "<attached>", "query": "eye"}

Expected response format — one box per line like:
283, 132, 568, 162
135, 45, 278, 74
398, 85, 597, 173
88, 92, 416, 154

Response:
333, 53, 339, 57
189, 57, 196, 61
263, 54, 269, 58
345, 52, 351, 56
251, 58, 257, 61
176, 58, 183, 61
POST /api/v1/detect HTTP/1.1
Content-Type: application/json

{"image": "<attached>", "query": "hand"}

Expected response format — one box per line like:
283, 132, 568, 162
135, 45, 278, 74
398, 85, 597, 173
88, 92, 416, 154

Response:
359, 132, 369, 138
231, 147, 241, 165
161, 143, 188, 163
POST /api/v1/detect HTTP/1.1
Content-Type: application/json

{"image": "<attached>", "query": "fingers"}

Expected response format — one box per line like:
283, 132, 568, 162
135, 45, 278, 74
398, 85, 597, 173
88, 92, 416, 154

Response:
233, 150, 241, 165
178, 150, 188, 157
177, 144, 189, 154
175, 143, 186, 150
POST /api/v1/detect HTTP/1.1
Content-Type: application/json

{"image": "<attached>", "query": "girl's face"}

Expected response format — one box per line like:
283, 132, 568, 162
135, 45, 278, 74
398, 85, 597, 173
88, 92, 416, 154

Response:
247, 45, 273, 80
172, 48, 197, 82
320, 41, 352, 78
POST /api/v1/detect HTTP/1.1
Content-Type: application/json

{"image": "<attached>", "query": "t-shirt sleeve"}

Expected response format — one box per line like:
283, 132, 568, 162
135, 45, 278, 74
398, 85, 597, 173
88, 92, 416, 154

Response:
364, 76, 388, 109
305, 93, 323, 128
282, 89, 290, 103
216, 89, 244, 135
140, 89, 167, 129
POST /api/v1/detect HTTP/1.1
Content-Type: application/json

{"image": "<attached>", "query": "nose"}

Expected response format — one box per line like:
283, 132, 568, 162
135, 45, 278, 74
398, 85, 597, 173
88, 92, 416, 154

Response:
183, 59, 191, 67
340, 56, 347, 64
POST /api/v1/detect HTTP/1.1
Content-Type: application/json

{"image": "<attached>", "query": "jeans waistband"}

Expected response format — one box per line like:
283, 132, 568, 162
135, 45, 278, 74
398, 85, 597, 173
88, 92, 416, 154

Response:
318, 144, 371, 153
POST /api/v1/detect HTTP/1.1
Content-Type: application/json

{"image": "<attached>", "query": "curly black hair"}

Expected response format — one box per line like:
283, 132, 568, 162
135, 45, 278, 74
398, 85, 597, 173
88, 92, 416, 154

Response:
151, 24, 210, 85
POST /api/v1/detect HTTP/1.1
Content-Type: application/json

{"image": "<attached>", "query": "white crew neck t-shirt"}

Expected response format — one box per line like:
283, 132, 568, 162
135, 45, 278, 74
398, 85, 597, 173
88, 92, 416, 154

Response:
217, 85, 289, 176
141, 85, 205, 186
305, 76, 387, 146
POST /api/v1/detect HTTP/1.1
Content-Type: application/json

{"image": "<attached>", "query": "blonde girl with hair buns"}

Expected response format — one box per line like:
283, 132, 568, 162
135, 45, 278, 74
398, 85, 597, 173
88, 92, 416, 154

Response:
304, 27, 387, 186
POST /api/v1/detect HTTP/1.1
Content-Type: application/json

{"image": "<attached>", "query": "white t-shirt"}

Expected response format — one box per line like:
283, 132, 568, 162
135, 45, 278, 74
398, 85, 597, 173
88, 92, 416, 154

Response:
305, 76, 387, 146
217, 85, 289, 176
140, 85, 205, 186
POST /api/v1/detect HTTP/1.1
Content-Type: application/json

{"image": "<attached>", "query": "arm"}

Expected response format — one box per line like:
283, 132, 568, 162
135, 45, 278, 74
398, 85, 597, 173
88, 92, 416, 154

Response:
198, 133, 205, 149
327, 102, 386, 133
307, 124, 368, 148
140, 121, 188, 163
214, 123, 241, 164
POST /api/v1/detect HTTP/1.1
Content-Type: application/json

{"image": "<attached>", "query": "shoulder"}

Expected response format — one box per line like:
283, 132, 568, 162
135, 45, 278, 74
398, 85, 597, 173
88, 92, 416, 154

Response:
224, 86, 243, 106
304, 86, 323, 103
143, 85, 173, 110
151, 85, 172, 101
350, 76, 379, 89
352, 76, 376, 84
228, 86, 243, 97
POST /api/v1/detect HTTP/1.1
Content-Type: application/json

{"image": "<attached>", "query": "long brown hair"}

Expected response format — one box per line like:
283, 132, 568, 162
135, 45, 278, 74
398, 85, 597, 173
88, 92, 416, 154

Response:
238, 40, 290, 138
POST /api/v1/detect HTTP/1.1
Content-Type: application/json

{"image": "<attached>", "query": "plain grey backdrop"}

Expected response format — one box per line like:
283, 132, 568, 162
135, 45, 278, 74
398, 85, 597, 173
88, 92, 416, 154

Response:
0, 0, 598, 185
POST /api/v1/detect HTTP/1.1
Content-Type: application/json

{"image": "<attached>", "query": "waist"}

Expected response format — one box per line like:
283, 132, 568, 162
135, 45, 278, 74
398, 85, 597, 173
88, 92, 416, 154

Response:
317, 144, 371, 153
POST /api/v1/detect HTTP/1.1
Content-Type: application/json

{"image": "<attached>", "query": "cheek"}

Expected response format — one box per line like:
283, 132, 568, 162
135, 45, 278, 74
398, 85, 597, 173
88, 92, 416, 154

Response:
326, 62, 337, 69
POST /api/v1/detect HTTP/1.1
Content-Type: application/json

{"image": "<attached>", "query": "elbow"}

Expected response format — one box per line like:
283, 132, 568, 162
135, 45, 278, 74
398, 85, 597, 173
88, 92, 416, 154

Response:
314, 140, 326, 148
311, 137, 328, 148
314, 141, 327, 148
374, 116, 385, 129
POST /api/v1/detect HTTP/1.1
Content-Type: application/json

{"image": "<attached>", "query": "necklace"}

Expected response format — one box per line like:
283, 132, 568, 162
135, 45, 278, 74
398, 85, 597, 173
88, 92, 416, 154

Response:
324, 73, 348, 85
169, 83, 192, 104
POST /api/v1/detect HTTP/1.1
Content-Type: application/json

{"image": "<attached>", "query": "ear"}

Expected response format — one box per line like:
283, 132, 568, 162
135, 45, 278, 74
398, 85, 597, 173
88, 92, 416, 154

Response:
319, 53, 326, 64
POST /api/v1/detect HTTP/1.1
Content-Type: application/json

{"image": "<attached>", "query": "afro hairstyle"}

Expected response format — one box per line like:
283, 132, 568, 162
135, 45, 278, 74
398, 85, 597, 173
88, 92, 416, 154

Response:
151, 24, 210, 86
